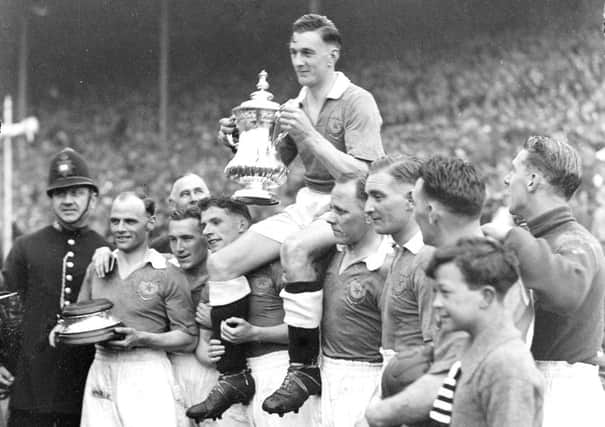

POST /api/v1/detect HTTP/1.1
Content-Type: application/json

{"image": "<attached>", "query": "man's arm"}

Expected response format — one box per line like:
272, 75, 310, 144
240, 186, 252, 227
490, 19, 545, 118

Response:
505, 227, 595, 313
220, 317, 288, 345
2, 238, 27, 294
365, 372, 444, 426
109, 327, 197, 352
279, 98, 378, 180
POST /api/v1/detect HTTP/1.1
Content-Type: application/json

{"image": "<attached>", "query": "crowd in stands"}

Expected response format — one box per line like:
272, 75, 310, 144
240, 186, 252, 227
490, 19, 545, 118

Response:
6, 24, 605, 239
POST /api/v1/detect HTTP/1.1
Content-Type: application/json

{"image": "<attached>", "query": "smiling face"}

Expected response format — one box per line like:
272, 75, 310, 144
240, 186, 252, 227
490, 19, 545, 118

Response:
289, 30, 337, 89
365, 170, 415, 238
109, 196, 153, 253
50, 186, 96, 226
168, 217, 207, 271
326, 180, 369, 246
432, 262, 482, 333
201, 206, 246, 253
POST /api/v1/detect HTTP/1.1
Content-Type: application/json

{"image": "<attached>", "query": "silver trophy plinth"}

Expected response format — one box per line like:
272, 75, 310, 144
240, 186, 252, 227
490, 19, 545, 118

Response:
224, 70, 288, 205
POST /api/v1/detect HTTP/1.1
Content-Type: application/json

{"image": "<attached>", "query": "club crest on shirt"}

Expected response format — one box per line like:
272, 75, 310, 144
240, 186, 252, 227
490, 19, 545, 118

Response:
393, 270, 414, 296
326, 116, 344, 139
346, 278, 367, 304
137, 280, 159, 300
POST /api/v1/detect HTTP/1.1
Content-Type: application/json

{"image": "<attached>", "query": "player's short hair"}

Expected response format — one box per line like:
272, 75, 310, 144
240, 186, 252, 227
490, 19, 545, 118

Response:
419, 156, 485, 218
369, 154, 423, 186
335, 172, 368, 204
292, 14, 342, 48
115, 191, 155, 216
199, 197, 252, 223
523, 136, 582, 200
169, 205, 202, 223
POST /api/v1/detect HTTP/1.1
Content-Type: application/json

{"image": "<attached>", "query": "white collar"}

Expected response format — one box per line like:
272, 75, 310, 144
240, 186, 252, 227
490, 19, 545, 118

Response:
296, 71, 351, 102
394, 231, 424, 255
337, 235, 394, 272
113, 247, 167, 271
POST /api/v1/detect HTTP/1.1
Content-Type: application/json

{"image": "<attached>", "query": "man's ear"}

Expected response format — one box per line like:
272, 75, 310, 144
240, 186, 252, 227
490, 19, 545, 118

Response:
527, 172, 542, 194
479, 286, 497, 308
237, 217, 249, 234
146, 215, 157, 232
329, 47, 340, 66
88, 192, 98, 210
427, 202, 438, 225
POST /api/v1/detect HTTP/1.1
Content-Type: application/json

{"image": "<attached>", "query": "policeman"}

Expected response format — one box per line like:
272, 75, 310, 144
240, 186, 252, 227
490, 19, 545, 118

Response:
1, 148, 108, 427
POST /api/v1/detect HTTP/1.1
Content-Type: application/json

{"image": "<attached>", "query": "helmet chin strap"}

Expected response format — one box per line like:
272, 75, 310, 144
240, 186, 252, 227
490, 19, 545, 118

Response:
56, 191, 93, 231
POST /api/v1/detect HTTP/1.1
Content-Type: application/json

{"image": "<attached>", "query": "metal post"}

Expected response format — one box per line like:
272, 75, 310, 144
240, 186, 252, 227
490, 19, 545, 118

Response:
159, 0, 169, 143
3, 97, 13, 260
309, 0, 321, 13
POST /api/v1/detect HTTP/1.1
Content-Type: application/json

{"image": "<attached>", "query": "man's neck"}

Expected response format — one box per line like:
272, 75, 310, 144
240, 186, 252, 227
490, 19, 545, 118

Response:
183, 262, 208, 281
117, 244, 149, 268
440, 220, 483, 246
306, 70, 338, 102
345, 228, 382, 258
53, 220, 86, 233
519, 195, 569, 224
391, 222, 419, 247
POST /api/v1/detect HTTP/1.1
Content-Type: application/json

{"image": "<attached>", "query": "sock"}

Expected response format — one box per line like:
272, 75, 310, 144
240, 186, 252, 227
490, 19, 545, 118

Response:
210, 295, 249, 374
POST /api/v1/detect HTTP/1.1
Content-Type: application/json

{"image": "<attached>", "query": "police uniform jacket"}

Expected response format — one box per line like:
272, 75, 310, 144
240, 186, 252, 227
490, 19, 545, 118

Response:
2, 225, 107, 414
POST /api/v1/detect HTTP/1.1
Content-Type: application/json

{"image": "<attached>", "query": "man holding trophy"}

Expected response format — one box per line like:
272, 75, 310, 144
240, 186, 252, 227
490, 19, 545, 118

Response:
197, 13, 385, 419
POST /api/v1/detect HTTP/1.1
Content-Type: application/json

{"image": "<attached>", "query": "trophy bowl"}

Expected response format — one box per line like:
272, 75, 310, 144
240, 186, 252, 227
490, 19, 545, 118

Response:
55, 298, 123, 346
224, 70, 289, 205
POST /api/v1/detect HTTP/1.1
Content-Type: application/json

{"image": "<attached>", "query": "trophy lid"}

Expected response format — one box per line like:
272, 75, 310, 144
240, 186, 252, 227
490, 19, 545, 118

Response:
234, 70, 281, 111
62, 298, 113, 317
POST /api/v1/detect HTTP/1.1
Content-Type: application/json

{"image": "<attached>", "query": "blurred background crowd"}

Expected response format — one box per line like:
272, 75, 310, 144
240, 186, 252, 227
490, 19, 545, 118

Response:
0, 0, 604, 242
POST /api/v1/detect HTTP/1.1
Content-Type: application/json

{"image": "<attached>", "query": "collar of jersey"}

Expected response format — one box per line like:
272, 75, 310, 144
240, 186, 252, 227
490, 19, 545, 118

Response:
297, 71, 351, 102
112, 247, 167, 272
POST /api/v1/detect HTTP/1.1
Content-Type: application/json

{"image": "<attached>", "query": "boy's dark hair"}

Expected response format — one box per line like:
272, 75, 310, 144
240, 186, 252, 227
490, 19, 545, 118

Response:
420, 156, 485, 218
292, 14, 342, 48
523, 136, 582, 200
199, 197, 252, 223
426, 237, 519, 297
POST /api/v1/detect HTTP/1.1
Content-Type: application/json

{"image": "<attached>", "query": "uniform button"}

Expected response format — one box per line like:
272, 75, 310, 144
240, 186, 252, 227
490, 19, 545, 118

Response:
64, 300, 71, 306
66, 275, 73, 281
66, 262, 74, 268
66, 251, 75, 258
64, 287, 72, 295
67, 239, 75, 246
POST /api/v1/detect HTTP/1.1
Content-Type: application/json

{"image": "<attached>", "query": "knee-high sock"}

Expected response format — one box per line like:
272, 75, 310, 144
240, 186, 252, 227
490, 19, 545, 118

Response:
280, 281, 322, 365
210, 295, 249, 374
288, 325, 320, 365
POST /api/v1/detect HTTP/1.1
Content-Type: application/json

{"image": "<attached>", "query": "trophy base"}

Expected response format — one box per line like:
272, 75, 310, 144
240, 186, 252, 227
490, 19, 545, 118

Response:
232, 188, 279, 206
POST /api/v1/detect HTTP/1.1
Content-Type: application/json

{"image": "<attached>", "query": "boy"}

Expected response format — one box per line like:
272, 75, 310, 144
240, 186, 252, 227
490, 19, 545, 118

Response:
426, 237, 543, 427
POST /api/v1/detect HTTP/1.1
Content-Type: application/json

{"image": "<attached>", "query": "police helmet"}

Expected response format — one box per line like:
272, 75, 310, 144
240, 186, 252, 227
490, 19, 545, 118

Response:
46, 148, 99, 196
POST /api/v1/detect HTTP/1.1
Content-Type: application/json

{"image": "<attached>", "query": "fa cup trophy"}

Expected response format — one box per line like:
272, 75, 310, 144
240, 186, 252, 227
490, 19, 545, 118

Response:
224, 70, 289, 205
